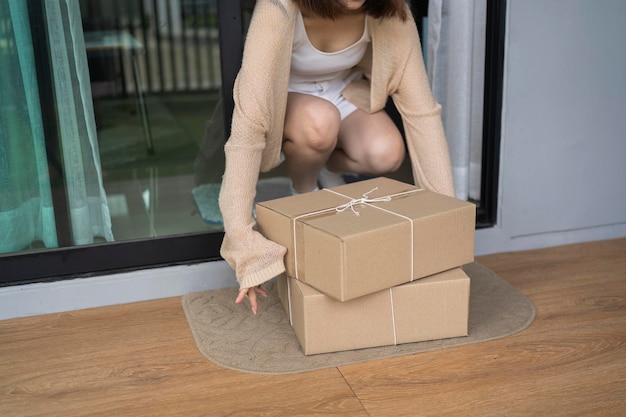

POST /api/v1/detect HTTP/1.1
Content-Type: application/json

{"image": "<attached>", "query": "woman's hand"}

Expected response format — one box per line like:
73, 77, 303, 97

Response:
235, 285, 268, 314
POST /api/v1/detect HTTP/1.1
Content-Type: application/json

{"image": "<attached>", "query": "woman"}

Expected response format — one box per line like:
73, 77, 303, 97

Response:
218, 0, 455, 313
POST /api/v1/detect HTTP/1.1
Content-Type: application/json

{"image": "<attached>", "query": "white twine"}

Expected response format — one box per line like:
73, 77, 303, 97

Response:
332, 187, 392, 216
291, 187, 423, 280
287, 276, 293, 325
366, 202, 415, 280
389, 288, 397, 345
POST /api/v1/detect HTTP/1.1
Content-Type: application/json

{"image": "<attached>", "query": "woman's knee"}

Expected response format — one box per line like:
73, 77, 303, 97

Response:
366, 135, 406, 174
285, 100, 341, 153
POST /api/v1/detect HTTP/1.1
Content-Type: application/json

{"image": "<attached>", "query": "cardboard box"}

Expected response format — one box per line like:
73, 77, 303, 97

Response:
276, 268, 470, 355
257, 177, 475, 301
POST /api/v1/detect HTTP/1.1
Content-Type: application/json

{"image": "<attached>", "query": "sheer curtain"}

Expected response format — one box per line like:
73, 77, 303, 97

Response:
0, 0, 113, 254
45, 0, 113, 245
427, 0, 487, 201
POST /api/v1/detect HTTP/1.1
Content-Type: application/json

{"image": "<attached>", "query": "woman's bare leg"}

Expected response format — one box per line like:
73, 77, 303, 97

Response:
283, 93, 341, 192
328, 109, 405, 175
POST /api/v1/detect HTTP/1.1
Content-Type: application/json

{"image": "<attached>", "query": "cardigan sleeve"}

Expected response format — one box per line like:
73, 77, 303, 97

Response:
218, 0, 292, 289
219, 142, 286, 289
391, 24, 456, 198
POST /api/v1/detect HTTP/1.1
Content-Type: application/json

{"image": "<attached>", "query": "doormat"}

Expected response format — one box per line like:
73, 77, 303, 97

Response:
182, 262, 535, 375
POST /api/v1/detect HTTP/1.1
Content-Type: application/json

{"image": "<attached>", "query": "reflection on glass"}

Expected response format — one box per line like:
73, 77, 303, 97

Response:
83, 0, 226, 241
0, 0, 226, 255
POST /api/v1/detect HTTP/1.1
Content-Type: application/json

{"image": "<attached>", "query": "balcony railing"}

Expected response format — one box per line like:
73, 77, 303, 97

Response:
82, 0, 221, 96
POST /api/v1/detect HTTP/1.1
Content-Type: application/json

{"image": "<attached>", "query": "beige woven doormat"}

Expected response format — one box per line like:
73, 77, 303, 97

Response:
182, 262, 535, 375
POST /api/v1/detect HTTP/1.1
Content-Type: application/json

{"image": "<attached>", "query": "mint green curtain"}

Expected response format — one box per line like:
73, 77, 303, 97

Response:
0, 0, 113, 254
0, 1, 58, 253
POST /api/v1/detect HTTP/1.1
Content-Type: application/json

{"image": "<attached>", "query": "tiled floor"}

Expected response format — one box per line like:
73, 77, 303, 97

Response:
97, 93, 223, 241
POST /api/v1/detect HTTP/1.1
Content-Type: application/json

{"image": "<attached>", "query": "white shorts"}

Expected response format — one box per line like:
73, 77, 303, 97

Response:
288, 72, 362, 120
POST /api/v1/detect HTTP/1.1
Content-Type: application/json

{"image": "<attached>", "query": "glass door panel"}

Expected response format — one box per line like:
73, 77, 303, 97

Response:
1, 0, 227, 261
0, 0, 504, 285
83, 0, 225, 240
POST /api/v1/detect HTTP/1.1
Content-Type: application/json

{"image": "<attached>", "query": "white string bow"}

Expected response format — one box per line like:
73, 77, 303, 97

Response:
334, 187, 392, 216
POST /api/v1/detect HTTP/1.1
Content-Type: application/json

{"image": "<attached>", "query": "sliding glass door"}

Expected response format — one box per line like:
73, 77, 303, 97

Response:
1, 0, 232, 285
0, 0, 505, 286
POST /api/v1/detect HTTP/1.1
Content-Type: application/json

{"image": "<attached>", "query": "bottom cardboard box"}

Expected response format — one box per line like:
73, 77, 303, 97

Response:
277, 268, 470, 355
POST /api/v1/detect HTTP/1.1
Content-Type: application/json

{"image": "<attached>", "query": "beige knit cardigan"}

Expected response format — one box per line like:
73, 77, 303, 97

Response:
218, 0, 455, 289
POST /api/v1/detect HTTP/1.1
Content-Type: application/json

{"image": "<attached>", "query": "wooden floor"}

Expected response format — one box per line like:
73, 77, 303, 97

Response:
1, 238, 625, 417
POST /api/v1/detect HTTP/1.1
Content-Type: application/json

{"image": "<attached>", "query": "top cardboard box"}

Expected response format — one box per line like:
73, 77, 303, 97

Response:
256, 177, 475, 301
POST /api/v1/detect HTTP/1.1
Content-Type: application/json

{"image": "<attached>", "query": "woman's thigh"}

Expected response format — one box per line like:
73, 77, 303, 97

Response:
336, 109, 405, 173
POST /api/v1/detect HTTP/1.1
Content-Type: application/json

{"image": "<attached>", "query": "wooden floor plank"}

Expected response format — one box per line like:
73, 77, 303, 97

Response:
1, 238, 625, 416
0, 299, 369, 417
339, 238, 626, 417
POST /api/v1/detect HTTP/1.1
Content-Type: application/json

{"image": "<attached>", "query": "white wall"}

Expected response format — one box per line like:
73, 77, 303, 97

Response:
0, 261, 238, 320
475, 0, 626, 255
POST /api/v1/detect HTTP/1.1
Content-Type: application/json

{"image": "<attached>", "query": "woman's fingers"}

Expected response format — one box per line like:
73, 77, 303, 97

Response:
235, 288, 248, 304
248, 289, 258, 314
235, 286, 265, 314
254, 285, 267, 298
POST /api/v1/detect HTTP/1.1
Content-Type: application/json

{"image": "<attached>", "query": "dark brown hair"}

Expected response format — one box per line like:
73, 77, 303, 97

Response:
294, 0, 408, 21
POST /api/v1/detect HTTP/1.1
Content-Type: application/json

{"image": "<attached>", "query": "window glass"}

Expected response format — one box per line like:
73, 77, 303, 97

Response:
1, 0, 501, 273
0, 0, 225, 255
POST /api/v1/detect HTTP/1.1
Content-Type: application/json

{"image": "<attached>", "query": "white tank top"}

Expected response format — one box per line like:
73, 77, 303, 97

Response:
289, 10, 371, 86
